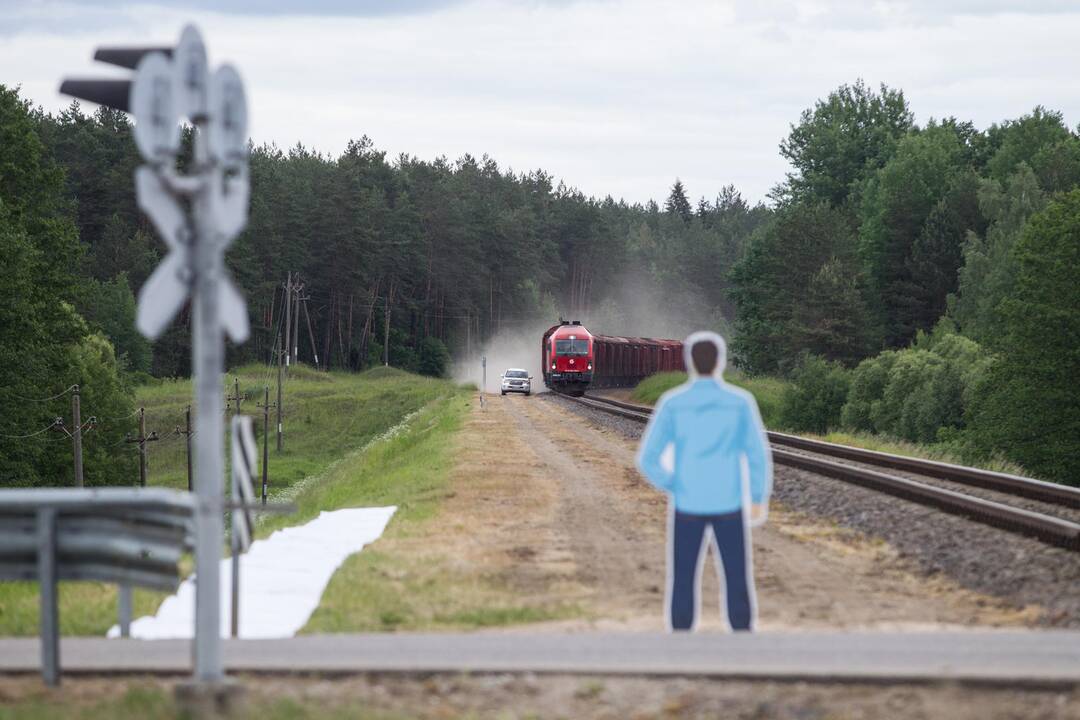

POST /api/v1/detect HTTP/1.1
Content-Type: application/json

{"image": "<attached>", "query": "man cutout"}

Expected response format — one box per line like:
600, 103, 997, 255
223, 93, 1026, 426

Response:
636, 332, 772, 632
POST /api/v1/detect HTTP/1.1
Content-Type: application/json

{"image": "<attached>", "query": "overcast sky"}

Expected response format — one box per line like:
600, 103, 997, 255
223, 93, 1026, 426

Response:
3, 0, 1079, 205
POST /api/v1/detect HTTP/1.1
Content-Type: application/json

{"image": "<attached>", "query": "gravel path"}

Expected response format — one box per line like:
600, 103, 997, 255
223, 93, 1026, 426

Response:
542, 393, 1080, 628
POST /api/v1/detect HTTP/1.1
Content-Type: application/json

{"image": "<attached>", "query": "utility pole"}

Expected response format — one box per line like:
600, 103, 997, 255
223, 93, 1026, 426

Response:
383, 289, 391, 367
276, 334, 284, 452
126, 407, 159, 487
177, 406, 194, 492
302, 295, 320, 370
71, 385, 84, 488
292, 278, 302, 365
283, 272, 293, 372
226, 376, 242, 416
258, 385, 274, 504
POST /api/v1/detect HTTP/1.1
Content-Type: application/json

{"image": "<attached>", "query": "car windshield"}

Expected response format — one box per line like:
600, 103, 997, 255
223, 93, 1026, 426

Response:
505, 370, 528, 379
555, 339, 589, 356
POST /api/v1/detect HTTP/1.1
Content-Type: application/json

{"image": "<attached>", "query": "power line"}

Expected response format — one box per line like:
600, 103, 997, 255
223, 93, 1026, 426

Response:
1, 385, 78, 403
0, 418, 63, 439
94, 407, 142, 423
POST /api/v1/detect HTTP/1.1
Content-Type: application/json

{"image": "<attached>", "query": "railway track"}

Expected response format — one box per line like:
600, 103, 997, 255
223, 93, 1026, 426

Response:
562, 393, 1080, 551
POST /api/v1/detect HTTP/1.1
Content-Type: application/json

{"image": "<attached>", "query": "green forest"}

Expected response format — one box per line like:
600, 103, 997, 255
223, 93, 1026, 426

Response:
0, 79, 1077, 486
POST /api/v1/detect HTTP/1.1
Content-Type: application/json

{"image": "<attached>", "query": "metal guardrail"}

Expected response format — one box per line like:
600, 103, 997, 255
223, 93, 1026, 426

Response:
567, 393, 1080, 551
0, 488, 196, 686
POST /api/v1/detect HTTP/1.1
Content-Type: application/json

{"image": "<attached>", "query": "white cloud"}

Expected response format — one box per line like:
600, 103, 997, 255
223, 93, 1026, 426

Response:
2, 0, 1080, 204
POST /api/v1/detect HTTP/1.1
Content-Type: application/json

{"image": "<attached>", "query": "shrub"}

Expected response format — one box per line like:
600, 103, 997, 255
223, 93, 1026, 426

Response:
779, 356, 851, 433
841, 333, 990, 444
416, 337, 450, 378
874, 350, 952, 442
841, 351, 898, 432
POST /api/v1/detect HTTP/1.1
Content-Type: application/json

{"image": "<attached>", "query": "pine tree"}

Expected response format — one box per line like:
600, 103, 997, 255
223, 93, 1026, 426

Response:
664, 179, 693, 224
967, 190, 1080, 484
0, 85, 136, 487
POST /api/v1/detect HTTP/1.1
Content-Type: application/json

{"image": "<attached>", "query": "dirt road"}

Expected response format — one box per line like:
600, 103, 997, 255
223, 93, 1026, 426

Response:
444, 393, 1037, 631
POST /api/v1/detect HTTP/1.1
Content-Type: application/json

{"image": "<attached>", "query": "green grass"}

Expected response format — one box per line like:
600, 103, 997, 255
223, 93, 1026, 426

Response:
0, 366, 455, 637
630, 370, 787, 428
0, 685, 174, 720
300, 391, 579, 632
138, 363, 448, 493
628, 372, 1026, 475
0, 683, 419, 720
817, 430, 1027, 475
270, 388, 467, 537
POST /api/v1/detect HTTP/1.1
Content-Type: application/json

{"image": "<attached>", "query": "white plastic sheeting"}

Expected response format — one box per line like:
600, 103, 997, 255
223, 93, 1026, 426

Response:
107, 506, 397, 639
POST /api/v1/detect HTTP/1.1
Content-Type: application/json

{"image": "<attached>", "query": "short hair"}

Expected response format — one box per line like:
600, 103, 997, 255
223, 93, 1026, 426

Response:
691, 341, 718, 375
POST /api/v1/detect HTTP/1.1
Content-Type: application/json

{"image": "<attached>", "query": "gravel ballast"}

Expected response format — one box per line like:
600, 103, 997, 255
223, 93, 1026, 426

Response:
543, 393, 1080, 627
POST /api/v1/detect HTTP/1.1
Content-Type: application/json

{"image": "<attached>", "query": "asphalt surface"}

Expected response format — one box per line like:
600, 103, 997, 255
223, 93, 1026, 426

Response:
3, 632, 1080, 685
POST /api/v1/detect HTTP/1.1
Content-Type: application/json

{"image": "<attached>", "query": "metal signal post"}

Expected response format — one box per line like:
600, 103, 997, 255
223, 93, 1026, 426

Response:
62, 25, 251, 684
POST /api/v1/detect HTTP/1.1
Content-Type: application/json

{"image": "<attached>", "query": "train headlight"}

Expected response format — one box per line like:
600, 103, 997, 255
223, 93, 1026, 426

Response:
551, 362, 556, 370
587, 362, 592, 370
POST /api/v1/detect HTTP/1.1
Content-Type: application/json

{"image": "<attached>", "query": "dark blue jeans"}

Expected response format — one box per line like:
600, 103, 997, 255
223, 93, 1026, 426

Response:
670, 509, 753, 631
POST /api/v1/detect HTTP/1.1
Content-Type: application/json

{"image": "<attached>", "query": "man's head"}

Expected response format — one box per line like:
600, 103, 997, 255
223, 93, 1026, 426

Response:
691, 341, 718, 375
683, 331, 727, 378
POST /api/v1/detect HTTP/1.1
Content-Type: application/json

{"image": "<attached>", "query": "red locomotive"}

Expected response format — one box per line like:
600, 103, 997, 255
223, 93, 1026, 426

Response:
541, 320, 685, 395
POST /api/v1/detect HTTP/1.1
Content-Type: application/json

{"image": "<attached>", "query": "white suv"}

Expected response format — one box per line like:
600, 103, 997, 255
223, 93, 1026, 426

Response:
501, 369, 532, 396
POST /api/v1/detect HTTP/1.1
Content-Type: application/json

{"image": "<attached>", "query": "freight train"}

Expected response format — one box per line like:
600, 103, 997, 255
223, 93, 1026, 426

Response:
541, 320, 684, 395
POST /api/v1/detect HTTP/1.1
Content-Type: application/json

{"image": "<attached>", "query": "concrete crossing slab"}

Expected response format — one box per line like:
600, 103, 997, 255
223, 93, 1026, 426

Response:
1, 631, 1079, 685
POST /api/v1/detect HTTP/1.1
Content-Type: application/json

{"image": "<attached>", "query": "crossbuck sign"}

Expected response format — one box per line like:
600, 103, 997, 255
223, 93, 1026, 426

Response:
62, 24, 250, 682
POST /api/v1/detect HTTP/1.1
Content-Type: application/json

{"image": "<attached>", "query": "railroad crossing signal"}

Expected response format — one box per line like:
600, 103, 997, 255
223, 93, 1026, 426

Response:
60, 24, 250, 683
60, 25, 249, 343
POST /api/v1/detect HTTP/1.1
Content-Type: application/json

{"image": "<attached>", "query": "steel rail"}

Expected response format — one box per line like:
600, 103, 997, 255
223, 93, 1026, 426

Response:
768, 431, 1080, 508
579, 394, 1080, 508
564, 393, 1080, 551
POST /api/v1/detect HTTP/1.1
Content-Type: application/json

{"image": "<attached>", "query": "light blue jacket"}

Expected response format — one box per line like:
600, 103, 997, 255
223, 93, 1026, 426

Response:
637, 378, 772, 515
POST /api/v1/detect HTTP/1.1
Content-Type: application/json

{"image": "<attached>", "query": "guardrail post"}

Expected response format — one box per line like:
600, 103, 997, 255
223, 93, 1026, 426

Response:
230, 468, 240, 638
118, 584, 133, 638
36, 508, 59, 687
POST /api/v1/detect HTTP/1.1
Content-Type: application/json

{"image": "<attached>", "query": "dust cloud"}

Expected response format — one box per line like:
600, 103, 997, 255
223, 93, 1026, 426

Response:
587, 269, 729, 340
453, 319, 553, 394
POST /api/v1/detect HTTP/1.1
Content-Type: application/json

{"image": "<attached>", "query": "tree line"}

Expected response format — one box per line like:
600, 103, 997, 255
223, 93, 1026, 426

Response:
1, 78, 1076, 485
733, 81, 1078, 485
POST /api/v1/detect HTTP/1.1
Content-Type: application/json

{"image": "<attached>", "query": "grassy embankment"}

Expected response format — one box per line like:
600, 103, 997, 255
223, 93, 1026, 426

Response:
2, 363, 576, 637
632, 370, 788, 426
0, 365, 462, 636
630, 371, 1022, 472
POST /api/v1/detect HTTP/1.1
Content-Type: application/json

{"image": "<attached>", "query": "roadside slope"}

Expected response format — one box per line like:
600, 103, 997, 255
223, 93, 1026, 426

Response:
0, 368, 454, 637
